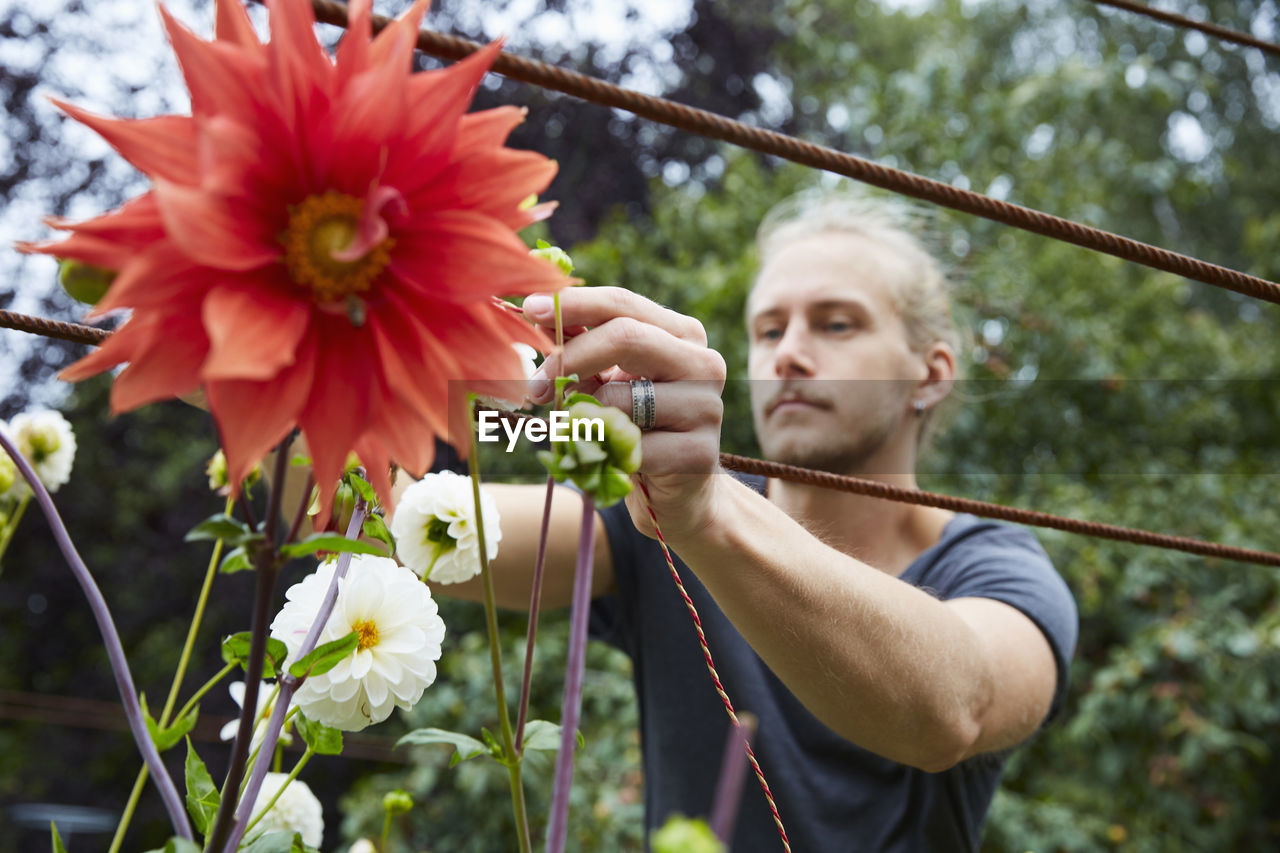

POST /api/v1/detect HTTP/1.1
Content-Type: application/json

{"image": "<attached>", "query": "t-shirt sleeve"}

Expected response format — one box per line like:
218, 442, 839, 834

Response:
938, 523, 1078, 724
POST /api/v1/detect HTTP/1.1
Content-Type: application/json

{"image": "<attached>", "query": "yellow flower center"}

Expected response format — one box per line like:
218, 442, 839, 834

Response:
282, 191, 394, 304
353, 618, 380, 652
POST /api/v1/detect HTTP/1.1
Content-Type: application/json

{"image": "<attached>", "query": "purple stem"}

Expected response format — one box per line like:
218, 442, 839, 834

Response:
221, 500, 368, 853
545, 492, 596, 853
514, 474, 557, 752
710, 712, 758, 845
0, 431, 192, 839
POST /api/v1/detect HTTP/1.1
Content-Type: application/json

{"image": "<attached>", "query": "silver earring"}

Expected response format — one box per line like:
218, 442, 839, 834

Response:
913, 400, 926, 416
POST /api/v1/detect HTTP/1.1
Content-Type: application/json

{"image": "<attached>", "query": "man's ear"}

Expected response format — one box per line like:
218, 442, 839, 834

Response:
915, 341, 956, 410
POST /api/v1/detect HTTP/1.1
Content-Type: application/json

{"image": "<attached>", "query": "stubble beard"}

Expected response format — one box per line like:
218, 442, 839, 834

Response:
757, 407, 903, 475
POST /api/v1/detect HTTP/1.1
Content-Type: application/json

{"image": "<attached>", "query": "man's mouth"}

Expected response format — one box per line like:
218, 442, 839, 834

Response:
766, 393, 832, 417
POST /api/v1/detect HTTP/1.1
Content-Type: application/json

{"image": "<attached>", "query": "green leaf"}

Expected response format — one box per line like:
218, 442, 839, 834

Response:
242, 830, 307, 853
280, 532, 388, 559
142, 693, 199, 752
553, 373, 579, 399
218, 545, 254, 574
288, 631, 358, 679
220, 632, 288, 679
397, 727, 490, 767
185, 513, 256, 546
183, 737, 219, 835
295, 710, 344, 755
362, 513, 395, 556
520, 720, 564, 752
563, 391, 602, 407
346, 471, 376, 504
289, 453, 312, 467
50, 823, 67, 853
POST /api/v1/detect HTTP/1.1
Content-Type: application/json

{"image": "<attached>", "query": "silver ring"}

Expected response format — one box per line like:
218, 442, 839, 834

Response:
630, 378, 657, 431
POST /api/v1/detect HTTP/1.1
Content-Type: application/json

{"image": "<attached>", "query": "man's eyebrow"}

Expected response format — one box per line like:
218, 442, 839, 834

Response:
808, 297, 873, 315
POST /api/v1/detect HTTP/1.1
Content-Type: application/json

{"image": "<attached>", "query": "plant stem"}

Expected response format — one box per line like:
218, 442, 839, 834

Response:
241, 747, 315, 840
380, 808, 392, 853
174, 661, 237, 729
515, 475, 556, 752
0, 430, 191, 840
206, 435, 295, 852
545, 492, 597, 853
710, 711, 757, 845
222, 502, 367, 853
467, 398, 532, 853
108, 500, 232, 853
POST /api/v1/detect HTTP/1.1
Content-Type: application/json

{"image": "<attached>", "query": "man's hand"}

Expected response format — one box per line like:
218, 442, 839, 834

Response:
522, 287, 727, 542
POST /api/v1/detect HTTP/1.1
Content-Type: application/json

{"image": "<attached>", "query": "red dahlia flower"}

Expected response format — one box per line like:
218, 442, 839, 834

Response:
19, 0, 567, 511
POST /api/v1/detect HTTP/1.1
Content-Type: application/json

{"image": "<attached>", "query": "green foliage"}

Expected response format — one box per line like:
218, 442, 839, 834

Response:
221, 632, 289, 680
288, 631, 359, 680
537, 395, 643, 507
280, 533, 388, 559
241, 831, 312, 853
141, 693, 198, 753
182, 738, 219, 837
652, 814, 724, 853
295, 711, 345, 756
49, 823, 67, 853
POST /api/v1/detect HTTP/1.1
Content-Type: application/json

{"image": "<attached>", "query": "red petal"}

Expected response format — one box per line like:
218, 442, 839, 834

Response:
416, 148, 559, 224
160, 5, 266, 124
368, 0, 430, 67
205, 329, 317, 491
52, 100, 196, 183
332, 185, 406, 263
58, 315, 159, 383
109, 320, 209, 411
92, 241, 208, 317
298, 317, 375, 516
389, 210, 570, 302
44, 194, 165, 242
335, 0, 372, 77
351, 434, 394, 509
215, 0, 262, 48
383, 40, 507, 195
17, 232, 139, 273
201, 279, 311, 381
456, 106, 527, 148
366, 293, 455, 434
153, 179, 279, 271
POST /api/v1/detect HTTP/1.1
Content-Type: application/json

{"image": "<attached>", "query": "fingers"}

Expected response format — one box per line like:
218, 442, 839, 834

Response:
529, 319, 725, 403
591, 379, 724, 435
523, 287, 708, 346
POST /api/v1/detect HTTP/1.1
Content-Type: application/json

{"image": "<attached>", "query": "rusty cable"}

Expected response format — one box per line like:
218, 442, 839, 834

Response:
1086, 0, 1280, 58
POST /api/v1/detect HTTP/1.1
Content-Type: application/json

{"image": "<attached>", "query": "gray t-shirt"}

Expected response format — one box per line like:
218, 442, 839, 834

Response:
589, 474, 1078, 852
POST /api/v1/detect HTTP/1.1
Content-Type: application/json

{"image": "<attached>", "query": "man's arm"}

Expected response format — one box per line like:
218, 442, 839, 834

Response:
671, 477, 1058, 772
521, 286, 1061, 772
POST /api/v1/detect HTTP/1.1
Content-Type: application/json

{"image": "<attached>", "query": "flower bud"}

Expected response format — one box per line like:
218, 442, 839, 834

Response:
0, 451, 15, 495
382, 789, 414, 816
58, 259, 116, 306
206, 448, 261, 493
537, 397, 641, 507
653, 815, 724, 853
531, 239, 574, 276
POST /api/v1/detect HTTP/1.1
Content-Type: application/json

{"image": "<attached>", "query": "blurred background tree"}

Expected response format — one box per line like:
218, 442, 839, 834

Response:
2, 0, 1278, 850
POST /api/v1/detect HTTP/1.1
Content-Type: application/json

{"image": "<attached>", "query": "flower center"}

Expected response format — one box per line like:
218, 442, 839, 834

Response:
282, 191, 393, 304
353, 618, 380, 652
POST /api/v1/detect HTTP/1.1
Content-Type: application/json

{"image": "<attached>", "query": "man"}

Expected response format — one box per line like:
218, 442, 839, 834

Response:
418, 193, 1077, 850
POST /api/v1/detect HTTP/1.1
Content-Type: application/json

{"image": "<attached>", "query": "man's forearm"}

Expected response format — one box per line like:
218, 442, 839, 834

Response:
667, 475, 995, 772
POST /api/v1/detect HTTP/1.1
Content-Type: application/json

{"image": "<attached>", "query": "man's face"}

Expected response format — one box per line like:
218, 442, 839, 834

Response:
747, 231, 926, 474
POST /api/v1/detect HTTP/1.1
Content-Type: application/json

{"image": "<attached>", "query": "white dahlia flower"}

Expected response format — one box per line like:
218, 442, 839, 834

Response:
389, 470, 501, 584
248, 772, 324, 849
348, 840, 377, 853
6, 410, 76, 494
218, 681, 292, 750
270, 556, 445, 731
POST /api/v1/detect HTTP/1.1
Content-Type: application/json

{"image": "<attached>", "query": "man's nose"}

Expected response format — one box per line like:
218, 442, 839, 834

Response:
773, 325, 816, 378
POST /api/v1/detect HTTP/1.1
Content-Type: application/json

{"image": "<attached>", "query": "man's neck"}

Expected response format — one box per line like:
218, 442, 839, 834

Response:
766, 469, 954, 577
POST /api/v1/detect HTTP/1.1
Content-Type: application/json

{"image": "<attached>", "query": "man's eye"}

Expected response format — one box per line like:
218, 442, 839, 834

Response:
757, 327, 783, 341
825, 319, 854, 333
